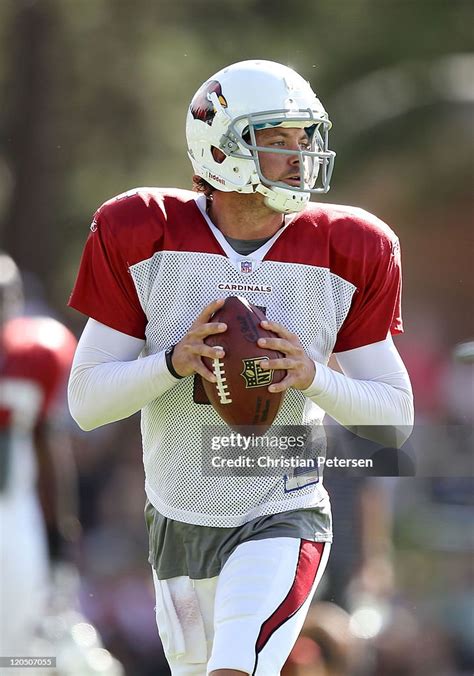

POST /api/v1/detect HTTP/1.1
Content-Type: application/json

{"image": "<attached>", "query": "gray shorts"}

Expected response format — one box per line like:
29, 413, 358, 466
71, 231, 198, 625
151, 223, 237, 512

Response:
145, 499, 332, 580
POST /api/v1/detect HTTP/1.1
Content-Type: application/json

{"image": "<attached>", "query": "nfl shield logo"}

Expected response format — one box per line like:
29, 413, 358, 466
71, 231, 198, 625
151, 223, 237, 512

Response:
240, 357, 274, 388
240, 260, 253, 274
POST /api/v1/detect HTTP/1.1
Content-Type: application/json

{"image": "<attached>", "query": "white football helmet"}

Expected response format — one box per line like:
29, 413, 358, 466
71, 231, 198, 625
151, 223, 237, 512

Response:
186, 60, 335, 214
0, 251, 24, 324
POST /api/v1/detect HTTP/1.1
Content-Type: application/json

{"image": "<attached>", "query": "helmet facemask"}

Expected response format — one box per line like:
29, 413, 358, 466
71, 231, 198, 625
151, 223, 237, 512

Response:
225, 111, 333, 193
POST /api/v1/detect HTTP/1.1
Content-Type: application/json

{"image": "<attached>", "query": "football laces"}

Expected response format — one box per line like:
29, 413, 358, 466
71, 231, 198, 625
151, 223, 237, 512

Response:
211, 351, 232, 404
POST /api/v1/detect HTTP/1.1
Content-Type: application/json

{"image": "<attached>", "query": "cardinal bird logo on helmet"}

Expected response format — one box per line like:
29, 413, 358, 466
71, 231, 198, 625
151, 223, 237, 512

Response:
190, 80, 228, 125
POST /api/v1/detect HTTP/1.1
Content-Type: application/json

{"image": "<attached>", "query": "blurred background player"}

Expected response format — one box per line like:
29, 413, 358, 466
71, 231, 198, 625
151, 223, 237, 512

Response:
0, 252, 125, 675
0, 251, 77, 655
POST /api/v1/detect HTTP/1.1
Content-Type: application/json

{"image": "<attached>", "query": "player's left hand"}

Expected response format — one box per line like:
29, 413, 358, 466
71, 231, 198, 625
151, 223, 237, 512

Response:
257, 320, 316, 392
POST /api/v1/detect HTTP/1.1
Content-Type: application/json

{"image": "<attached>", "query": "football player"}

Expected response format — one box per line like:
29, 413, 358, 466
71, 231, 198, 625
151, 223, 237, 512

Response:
68, 60, 414, 675
0, 253, 78, 657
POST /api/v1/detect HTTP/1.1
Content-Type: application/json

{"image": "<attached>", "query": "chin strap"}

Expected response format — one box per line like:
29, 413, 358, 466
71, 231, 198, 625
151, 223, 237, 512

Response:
255, 183, 310, 214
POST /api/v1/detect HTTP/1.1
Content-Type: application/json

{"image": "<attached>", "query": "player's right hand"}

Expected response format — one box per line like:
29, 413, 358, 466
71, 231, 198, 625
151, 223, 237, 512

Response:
171, 299, 227, 382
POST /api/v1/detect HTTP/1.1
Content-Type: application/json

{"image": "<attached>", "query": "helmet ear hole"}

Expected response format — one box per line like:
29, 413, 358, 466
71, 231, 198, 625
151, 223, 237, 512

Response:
211, 146, 226, 164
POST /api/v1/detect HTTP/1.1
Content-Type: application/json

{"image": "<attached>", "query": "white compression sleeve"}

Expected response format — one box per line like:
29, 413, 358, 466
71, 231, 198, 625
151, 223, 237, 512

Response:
302, 335, 414, 447
68, 319, 180, 430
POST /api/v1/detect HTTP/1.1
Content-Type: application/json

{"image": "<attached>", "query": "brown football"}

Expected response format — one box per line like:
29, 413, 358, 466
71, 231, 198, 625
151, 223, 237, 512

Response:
202, 296, 286, 433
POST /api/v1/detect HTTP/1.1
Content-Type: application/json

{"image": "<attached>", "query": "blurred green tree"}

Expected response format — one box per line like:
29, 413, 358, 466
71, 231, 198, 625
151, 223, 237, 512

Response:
0, 0, 472, 340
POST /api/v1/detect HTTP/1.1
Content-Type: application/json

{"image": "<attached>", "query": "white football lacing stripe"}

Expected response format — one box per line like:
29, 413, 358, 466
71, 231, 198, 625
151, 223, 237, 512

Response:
212, 352, 232, 404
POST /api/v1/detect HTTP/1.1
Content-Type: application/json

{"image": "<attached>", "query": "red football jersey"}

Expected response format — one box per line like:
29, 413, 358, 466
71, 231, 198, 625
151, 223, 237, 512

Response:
69, 188, 402, 351
69, 188, 403, 527
1, 316, 77, 423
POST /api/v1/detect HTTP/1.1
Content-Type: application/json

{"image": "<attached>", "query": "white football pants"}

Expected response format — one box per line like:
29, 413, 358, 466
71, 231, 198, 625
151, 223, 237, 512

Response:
152, 537, 330, 675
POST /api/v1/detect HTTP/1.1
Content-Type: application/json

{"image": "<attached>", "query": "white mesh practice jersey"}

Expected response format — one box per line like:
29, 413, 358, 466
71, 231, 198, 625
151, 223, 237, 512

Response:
69, 188, 403, 527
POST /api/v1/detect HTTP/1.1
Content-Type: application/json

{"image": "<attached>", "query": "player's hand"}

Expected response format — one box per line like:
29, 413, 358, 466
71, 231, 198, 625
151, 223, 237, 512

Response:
171, 299, 227, 382
257, 320, 316, 392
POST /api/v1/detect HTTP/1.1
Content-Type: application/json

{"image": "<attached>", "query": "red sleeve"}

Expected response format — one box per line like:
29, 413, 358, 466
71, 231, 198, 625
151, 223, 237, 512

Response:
68, 203, 147, 339
334, 233, 403, 353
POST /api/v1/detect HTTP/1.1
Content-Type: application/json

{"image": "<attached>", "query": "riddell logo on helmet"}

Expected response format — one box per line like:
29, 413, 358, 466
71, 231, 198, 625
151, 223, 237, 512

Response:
207, 172, 226, 186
